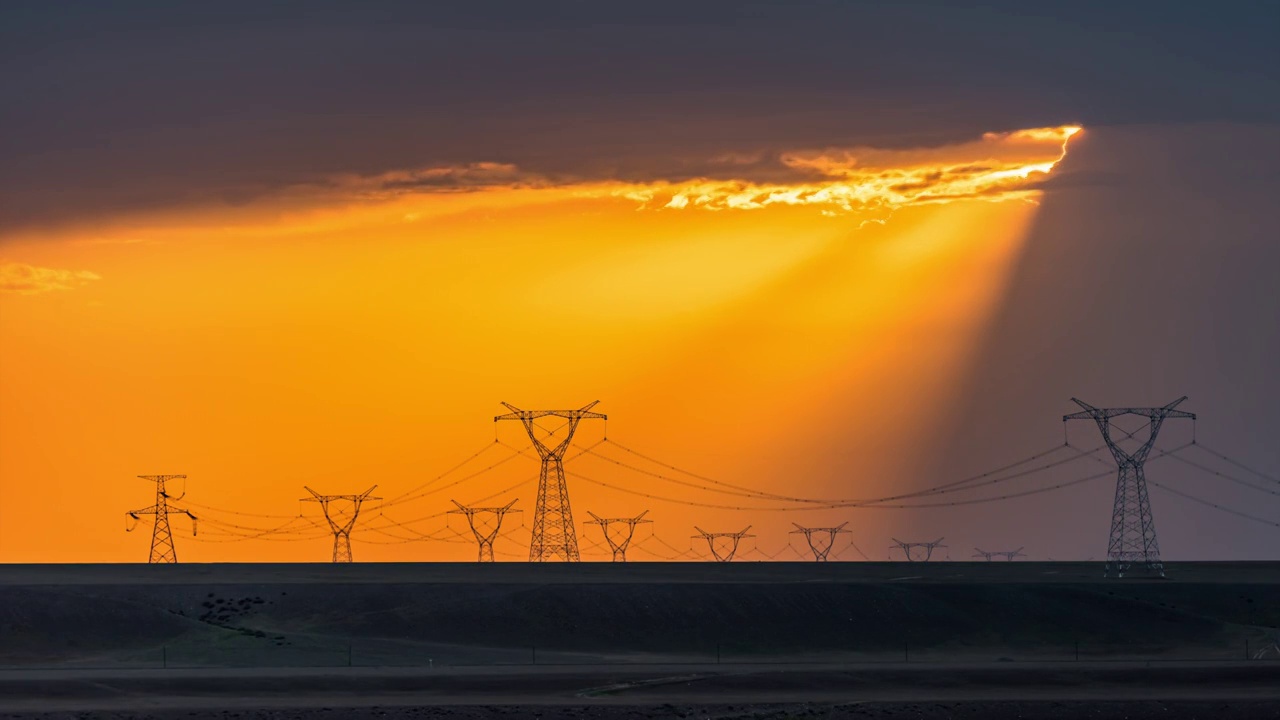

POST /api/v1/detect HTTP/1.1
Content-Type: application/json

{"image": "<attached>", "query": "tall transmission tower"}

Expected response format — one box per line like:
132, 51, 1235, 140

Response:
125, 475, 198, 564
693, 526, 754, 562
450, 499, 520, 562
301, 485, 379, 563
790, 522, 851, 561
973, 547, 1026, 561
889, 537, 946, 562
1064, 396, 1195, 578
584, 510, 651, 562
495, 401, 606, 562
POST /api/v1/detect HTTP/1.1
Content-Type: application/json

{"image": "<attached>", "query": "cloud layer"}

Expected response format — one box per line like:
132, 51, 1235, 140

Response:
0, 262, 100, 294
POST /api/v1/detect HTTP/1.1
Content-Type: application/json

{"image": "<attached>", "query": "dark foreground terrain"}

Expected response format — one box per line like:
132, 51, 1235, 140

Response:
0, 663, 1277, 718
7, 703, 1280, 720
1, 562, 1277, 717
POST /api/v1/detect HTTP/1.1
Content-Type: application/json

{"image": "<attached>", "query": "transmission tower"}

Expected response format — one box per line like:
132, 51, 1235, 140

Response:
449, 499, 520, 562
301, 485, 379, 563
693, 526, 754, 562
584, 510, 651, 562
889, 537, 946, 562
495, 401, 606, 562
790, 522, 851, 561
973, 547, 1026, 561
1064, 396, 1195, 578
125, 475, 198, 564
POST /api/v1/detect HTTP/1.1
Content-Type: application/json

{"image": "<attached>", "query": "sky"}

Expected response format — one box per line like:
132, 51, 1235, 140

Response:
1, 1, 1277, 563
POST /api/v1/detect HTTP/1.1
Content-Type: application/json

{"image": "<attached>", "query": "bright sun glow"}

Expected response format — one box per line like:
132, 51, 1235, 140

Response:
0, 125, 1080, 562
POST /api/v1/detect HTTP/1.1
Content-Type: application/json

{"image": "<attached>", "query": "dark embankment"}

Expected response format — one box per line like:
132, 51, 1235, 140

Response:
2, 562, 1277, 667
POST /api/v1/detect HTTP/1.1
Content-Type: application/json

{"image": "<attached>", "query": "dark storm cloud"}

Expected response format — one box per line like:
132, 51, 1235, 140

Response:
1, 0, 1277, 232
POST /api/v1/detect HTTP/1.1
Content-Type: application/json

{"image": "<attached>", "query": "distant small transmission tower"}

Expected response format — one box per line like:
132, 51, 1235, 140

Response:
1064, 397, 1195, 578
125, 475, 198, 564
495, 401, 606, 562
790, 522, 851, 561
973, 547, 1026, 561
584, 510, 651, 562
890, 537, 946, 562
450, 499, 520, 562
693, 526, 754, 562
301, 485, 379, 563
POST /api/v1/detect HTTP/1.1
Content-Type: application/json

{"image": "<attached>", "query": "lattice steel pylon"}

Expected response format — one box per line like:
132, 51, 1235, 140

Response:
889, 537, 946, 562
1064, 397, 1195, 578
585, 510, 651, 562
693, 526, 754, 562
450, 499, 520, 562
495, 401, 606, 562
790, 522, 851, 561
973, 547, 1026, 561
125, 475, 198, 564
301, 485, 379, 563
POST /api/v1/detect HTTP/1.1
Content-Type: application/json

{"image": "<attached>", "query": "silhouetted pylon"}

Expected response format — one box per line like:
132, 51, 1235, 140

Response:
1064, 397, 1195, 578
449, 499, 520, 562
301, 485, 379, 563
585, 510, 651, 562
495, 401, 605, 562
889, 537, 946, 562
790, 522, 850, 561
973, 547, 1026, 561
125, 474, 197, 564
693, 526, 754, 562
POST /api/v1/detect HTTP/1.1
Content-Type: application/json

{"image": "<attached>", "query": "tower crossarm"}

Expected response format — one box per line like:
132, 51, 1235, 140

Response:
1065, 397, 1196, 465
494, 401, 606, 422
495, 401, 607, 459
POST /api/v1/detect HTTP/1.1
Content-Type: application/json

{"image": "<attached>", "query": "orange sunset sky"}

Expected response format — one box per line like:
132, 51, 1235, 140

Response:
0, 126, 1083, 562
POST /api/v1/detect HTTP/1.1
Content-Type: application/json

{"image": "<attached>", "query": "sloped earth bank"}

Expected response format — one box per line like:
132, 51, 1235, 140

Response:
4, 703, 1280, 720
2, 563, 1278, 667
0, 664, 1277, 718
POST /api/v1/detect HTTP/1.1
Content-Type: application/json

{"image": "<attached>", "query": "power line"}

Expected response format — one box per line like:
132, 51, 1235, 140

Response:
594, 439, 1088, 505
1148, 480, 1280, 530
380, 441, 502, 506
566, 464, 1112, 512
1166, 451, 1280, 497
1191, 443, 1279, 484
374, 449, 525, 510
180, 500, 297, 520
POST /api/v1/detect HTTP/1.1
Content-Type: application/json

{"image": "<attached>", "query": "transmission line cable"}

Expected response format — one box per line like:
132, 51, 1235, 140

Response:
1190, 443, 1279, 485
1148, 480, 1280, 529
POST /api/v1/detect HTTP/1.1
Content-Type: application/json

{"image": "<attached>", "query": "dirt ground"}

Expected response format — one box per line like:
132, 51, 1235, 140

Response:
5, 701, 1280, 720
0, 663, 1277, 717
